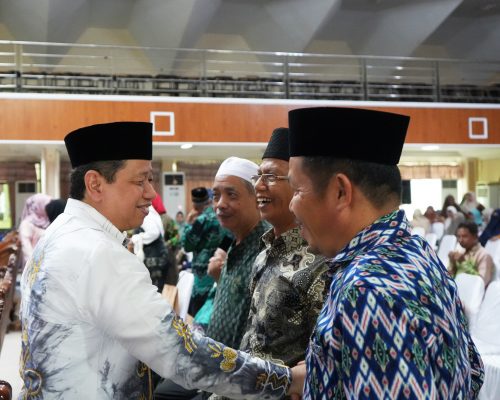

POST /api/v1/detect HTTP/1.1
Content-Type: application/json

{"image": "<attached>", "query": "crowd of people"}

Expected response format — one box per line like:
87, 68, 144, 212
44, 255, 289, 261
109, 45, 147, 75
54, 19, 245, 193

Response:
411, 192, 498, 287
10, 106, 497, 399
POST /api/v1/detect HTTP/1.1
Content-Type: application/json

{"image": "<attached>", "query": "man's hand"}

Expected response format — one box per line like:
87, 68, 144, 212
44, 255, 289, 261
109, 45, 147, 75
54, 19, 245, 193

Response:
207, 248, 227, 282
287, 361, 306, 400
448, 250, 464, 263
186, 209, 200, 224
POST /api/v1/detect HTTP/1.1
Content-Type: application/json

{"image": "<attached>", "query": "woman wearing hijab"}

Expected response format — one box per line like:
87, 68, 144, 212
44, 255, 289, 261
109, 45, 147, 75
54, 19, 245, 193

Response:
18, 193, 52, 267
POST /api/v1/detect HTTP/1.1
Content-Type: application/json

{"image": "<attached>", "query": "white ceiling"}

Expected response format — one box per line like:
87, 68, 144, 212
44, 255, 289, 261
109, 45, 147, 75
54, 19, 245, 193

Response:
0, 0, 499, 62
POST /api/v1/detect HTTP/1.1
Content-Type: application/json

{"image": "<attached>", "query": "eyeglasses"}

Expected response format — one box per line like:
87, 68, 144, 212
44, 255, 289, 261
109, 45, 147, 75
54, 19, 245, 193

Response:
250, 174, 289, 185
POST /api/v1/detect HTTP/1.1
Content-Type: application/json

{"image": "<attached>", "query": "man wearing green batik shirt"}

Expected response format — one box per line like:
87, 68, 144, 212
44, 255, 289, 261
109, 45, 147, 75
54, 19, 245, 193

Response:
182, 187, 229, 316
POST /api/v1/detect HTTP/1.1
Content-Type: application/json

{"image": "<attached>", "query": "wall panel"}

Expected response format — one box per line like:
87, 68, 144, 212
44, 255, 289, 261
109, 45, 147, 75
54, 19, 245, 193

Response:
0, 96, 499, 145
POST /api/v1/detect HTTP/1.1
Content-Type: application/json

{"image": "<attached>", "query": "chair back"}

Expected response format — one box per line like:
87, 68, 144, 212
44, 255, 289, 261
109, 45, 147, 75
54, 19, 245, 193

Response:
484, 239, 500, 282
437, 234, 458, 268
470, 281, 500, 354
425, 232, 438, 250
432, 221, 445, 240
176, 270, 194, 321
454, 273, 485, 331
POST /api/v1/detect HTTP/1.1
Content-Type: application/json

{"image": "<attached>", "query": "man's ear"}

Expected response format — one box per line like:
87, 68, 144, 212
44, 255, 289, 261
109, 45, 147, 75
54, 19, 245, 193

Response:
84, 170, 104, 202
331, 173, 352, 210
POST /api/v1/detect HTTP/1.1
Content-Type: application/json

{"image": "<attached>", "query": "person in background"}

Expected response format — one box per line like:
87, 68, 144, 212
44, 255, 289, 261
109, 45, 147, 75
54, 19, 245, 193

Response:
480, 208, 500, 246
12, 193, 52, 331
286, 107, 483, 398
131, 199, 171, 292
460, 191, 479, 215
444, 205, 466, 235
448, 221, 494, 287
424, 205, 438, 223
20, 121, 302, 399
182, 187, 227, 316
18, 193, 52, 267
410, 208, 431, 234
439, 194, 462, 221
175, 210, 186, 235
152, 193, 179, 285
45, 198, 67, 224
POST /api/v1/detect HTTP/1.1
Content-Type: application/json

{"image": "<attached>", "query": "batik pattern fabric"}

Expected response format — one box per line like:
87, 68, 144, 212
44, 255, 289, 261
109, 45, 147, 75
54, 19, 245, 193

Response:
182, 206, 228, 298
304, 209, 484, 400
19, 199, 290, 399
206, 220, 270, 349
240, 227, 329, 366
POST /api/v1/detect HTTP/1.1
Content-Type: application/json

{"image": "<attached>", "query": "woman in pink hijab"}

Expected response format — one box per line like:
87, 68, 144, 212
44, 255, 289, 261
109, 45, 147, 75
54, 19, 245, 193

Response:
18, 193, 52, 267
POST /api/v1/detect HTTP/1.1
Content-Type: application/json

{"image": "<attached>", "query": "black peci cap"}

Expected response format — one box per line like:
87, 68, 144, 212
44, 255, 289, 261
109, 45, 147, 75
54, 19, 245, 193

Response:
262, 127, 290, 161
191, 187, 209, 203
288, 107, 409, 165
64, 121, 153, 168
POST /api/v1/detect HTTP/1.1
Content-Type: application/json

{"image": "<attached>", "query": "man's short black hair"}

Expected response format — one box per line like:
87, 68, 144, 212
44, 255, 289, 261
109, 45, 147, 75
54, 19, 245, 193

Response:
301, 157, 402, 209
69, 160, 126, 200
457, 221, 479, 237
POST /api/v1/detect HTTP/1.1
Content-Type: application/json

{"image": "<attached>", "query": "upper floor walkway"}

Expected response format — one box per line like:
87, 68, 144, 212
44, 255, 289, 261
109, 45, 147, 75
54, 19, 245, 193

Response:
0, 40, 499, 103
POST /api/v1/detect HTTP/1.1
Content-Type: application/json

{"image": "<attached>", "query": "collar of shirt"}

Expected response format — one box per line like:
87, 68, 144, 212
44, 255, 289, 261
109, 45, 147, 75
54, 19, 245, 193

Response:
466, 242, 481, 254
261, 226, 307, 257
226, 220, 270, 271
332, 209, 410, 267
65, 198, 127, 246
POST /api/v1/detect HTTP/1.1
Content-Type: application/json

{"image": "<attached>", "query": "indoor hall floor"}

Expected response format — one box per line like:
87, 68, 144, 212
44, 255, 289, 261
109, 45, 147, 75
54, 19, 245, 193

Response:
0, 329, 22, 398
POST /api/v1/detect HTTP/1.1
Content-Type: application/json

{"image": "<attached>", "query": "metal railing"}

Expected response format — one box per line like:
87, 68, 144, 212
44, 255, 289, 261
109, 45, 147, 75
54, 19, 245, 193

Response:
0, 40, 499, 102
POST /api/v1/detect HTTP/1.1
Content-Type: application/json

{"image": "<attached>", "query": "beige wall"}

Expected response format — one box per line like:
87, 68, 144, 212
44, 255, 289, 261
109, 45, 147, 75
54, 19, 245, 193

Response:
478, 159, 500, 184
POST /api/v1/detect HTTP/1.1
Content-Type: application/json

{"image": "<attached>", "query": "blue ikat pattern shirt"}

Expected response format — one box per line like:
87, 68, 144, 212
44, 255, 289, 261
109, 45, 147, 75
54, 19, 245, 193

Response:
304, 209, 484, 399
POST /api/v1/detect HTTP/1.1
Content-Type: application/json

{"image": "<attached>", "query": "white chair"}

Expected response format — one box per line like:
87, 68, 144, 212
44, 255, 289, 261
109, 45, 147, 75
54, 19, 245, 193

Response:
425, 232, 438, 250
454, 273, 485, 331
437, 234, 458, 268
176, 270, 194, 321
432, 221, 445, 240
471, 281, 500, 351
484, 239, 500, 282
411, 226, 426, 237
478, 355, 500, 400
471, 282, 500, 400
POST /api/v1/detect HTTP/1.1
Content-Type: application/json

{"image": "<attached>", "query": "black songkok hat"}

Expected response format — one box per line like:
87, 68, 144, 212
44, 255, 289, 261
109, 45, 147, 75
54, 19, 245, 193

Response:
191, 187, 209, 203
262, 127, 290, 161
64, 122, 153, 168
288, 107, 410, 165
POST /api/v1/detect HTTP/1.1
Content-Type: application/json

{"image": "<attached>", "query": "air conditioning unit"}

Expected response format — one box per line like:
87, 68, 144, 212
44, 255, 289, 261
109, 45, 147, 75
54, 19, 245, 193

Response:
163, 172, 186, 216
476, 182, 500, 210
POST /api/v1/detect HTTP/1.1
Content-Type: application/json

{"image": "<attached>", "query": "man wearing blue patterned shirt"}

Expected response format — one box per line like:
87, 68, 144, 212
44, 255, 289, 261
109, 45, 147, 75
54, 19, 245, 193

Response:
287, 107, 484, 399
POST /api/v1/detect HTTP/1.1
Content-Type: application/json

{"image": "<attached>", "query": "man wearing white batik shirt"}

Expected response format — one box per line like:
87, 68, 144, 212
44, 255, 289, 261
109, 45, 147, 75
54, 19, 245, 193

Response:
19, 121, 304, 399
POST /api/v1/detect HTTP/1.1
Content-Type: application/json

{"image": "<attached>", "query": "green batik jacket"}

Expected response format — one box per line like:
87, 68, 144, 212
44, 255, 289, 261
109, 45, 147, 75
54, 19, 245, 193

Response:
182, 206, 228, 297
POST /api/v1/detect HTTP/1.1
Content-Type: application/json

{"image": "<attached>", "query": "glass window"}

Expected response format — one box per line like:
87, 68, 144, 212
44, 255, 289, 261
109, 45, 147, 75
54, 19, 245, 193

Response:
0, 183, 12, 230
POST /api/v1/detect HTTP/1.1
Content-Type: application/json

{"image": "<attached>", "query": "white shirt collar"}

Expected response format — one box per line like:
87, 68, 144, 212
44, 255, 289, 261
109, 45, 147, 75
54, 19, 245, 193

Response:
65, 198, 127, 245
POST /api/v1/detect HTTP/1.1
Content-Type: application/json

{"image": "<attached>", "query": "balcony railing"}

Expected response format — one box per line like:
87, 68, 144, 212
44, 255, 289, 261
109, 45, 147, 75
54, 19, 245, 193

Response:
0, 40, 499, 103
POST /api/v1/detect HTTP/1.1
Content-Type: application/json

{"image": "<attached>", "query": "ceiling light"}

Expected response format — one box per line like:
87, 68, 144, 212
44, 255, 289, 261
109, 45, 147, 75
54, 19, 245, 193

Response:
180, 143, 193, 150
421, 145, 440, 151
